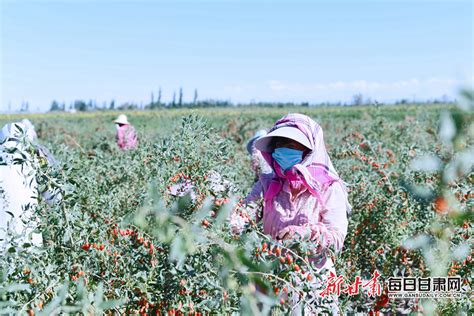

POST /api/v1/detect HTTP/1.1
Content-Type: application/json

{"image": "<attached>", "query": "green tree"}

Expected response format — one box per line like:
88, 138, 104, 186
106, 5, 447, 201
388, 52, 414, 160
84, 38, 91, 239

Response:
50, 100, 61, 112
193, 89, 198, 106
178, 87, 183, 107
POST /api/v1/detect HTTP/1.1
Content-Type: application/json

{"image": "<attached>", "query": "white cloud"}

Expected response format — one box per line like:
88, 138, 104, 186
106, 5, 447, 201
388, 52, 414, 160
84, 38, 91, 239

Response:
223, 85, 244, 93
268, 80, 287, 92
266, 76, 461, 92
259, 76, 465, 103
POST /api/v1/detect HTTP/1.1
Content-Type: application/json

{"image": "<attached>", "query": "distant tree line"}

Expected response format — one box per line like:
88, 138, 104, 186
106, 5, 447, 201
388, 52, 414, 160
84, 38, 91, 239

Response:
43, 89, 457, 112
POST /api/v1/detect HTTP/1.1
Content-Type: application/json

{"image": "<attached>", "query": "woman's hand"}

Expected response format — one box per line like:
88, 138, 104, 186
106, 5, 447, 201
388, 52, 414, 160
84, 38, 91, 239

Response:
277, 225, 308, 241
277, 226, 294, 240
277, 224, 321, 243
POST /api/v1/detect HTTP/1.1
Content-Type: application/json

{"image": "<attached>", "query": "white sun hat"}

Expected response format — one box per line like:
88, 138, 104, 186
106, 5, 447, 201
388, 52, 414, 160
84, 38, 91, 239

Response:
21, 119, 37, 142
0, 122, 24, 144
254, 126, 311, 152
113, 114, 130, 125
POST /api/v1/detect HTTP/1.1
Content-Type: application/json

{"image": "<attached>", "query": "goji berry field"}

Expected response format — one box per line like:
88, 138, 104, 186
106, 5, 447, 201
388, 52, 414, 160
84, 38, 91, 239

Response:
0, 102, 472, 315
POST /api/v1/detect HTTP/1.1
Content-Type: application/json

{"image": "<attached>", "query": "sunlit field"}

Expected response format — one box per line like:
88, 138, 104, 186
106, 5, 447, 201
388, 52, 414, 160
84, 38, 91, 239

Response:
1, 102, 472, 315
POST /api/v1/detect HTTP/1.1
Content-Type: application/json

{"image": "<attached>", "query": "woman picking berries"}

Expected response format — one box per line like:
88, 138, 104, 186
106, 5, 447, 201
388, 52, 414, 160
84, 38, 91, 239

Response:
113, 114, 138, 150
232, 113, 351, 314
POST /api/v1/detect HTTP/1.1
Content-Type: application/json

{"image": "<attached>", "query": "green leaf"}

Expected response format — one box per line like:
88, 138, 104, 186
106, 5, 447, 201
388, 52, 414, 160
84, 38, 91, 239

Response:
99, 299, 125, 310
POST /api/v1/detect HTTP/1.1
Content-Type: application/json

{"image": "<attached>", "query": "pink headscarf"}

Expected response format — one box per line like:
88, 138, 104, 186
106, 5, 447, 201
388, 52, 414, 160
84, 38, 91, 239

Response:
260, 113, 351, 215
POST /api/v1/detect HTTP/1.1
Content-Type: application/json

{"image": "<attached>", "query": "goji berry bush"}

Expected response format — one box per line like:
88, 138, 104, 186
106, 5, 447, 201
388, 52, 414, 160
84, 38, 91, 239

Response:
0, 96, 472, 315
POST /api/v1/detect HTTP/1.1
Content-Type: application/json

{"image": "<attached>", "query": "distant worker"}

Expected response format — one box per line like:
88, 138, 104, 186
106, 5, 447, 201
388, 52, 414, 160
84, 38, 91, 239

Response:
246, 129, 272, 180
114, 114, 138, 150
0, 121, 42, 249
0, 119, 61, 252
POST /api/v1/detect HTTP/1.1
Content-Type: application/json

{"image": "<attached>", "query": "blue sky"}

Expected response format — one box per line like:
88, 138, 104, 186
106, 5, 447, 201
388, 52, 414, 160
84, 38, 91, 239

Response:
1, 0, 472, 111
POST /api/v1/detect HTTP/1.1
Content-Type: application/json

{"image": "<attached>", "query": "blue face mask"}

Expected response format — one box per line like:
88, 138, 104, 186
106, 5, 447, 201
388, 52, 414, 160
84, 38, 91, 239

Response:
271, 147, 303, 171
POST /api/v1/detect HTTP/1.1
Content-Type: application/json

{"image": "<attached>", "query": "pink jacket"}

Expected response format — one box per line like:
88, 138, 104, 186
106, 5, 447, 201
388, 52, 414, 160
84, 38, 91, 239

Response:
236, 173, 348, 267
116, 125, 138, 150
